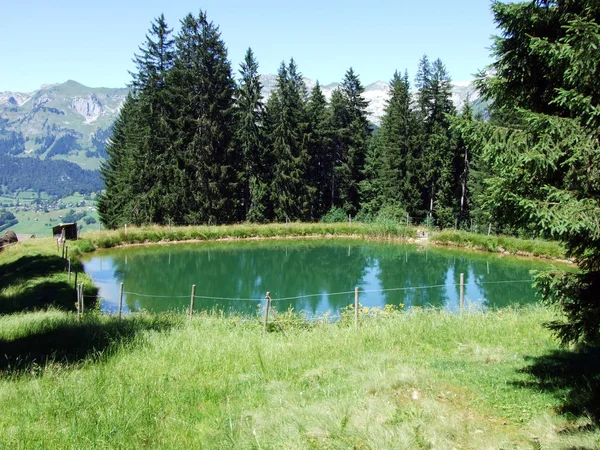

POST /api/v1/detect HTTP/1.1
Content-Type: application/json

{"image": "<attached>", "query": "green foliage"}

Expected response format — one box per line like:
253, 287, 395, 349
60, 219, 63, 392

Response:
469, 0, 600, 344
0, 157, 102, 197
320, 206, 348, 223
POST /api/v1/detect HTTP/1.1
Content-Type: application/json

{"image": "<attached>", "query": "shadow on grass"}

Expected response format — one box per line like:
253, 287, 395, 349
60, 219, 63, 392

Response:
0, 315, 176, 377
0, 281, 77, 315
0, 255, 93, 314
516, 348, 600, 434
0, 255, 71, 290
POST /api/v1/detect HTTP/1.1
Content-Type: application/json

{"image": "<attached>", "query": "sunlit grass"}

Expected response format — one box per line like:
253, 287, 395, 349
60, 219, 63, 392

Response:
433, 229, 566, 260
0, 307, 598, 449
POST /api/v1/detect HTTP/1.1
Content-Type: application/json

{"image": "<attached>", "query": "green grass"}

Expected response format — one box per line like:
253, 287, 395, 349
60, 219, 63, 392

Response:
2, 227, 596, 448
0, 307, 599, 449
0, 237, 96, 314
432, 230, 567, 260
81, 222, 418, 249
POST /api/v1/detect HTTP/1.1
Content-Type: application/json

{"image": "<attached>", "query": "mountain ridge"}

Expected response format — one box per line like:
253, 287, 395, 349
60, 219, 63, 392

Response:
1, 77, 481, 172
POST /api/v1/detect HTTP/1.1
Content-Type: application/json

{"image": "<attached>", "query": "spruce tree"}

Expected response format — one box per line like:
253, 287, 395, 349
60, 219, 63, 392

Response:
380, 71, 421, 216
100, 14, 177, 227
98, 94, 142, 228
466, 0, 600, 344
306, 81, 333, 219
173, 11, 239, 225
415, 56, 457, 226
234, 48, 267, 222
263, 60, 310, 221
330, 68, 371, 215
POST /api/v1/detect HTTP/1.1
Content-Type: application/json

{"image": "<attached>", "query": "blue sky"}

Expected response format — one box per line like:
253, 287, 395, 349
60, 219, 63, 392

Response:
3, 0, 501, 92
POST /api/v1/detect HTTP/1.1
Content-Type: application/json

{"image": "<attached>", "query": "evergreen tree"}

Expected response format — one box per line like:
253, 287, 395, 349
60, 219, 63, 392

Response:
467, 0, 600, 344
415, 56, 457, 226
98, 94, 143, 228
306, 81, 333, 219
380, 71, 421, 215
263, 60, 310, 221
100, 14, 177, 227
330, 68, 371, 215
234, 48, 267, 222
173, 11, 239, 225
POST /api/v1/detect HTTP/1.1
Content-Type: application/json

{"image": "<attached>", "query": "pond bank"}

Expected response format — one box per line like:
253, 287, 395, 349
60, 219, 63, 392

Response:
79, 223, 568, 262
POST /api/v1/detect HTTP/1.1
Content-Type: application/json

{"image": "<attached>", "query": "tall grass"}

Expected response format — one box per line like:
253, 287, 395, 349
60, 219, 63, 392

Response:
81, 222, 417, 249
433, 229, 567, 260
0, 307, 597, 449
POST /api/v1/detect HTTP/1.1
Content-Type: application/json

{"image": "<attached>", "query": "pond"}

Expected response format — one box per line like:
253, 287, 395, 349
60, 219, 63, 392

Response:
82, 239, 566, 317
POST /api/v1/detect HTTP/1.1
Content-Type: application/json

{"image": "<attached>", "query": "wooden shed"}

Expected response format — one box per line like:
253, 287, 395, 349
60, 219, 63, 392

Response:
53, 223, 78, 240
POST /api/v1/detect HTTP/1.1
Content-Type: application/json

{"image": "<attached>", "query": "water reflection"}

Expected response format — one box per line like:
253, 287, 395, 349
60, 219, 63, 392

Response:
83, 240, 560, 316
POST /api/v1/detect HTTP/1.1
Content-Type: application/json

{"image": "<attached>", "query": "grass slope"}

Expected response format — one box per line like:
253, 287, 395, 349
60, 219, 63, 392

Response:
1, 309, 599, 449
1, 229, 596, 449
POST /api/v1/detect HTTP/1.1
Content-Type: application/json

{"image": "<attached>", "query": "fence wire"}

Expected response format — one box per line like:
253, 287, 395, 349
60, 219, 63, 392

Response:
92, 278, 536, 304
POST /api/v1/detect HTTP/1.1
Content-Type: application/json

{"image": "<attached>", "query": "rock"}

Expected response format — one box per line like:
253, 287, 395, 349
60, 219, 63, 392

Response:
0, 229, 18, 251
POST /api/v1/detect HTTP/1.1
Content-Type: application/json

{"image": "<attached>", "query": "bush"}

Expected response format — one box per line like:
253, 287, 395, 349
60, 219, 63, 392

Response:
320, 207, 348, 223
375, 204, 408, 224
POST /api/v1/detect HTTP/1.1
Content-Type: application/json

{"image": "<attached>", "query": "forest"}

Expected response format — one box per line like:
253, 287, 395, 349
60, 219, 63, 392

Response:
99, 1, 600, 343
0, 156, 102, 197
98, 11, 481, 230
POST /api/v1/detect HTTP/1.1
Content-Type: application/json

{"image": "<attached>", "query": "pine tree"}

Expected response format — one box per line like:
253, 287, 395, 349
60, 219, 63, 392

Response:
467, 0, 600, 344
234, 48, 267, 222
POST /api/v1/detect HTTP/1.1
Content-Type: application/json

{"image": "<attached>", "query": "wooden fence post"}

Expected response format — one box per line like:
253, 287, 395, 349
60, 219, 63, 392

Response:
488, 223, 492, 236
118, 282, 124, 319
80, 283, 84, 316
77, 283, 81, 321
354, 287, 359, 330
263, 292, 271, 334
189, 284, 196, 319
68, 258, 71, 281
73, 271, 78, 303
459, 273, 465, 314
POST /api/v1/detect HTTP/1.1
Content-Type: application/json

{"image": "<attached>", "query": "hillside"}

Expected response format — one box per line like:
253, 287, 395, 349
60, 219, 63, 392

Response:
1, 77, 481, 174
0, 81, 128, 170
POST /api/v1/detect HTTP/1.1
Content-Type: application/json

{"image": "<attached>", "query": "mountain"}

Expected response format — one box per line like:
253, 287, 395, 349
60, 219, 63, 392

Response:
0, 80, 128, 170
259, 76, 480, 124
0, 77, 480, 173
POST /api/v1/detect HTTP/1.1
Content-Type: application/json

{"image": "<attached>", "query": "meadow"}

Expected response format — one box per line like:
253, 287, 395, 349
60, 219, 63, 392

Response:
0, 227, 596, 449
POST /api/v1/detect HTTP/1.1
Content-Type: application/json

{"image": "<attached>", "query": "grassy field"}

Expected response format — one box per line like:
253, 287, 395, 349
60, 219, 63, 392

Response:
1, 229, 596, 448
1, 307, 599, 449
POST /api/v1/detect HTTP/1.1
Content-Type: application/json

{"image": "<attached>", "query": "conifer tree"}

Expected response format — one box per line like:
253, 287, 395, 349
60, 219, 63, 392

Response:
234, 48, 267, 222
100, 14, 177, 227
464, 0, 600, 344
173, 11, 239, 224
330, 68, 370, 215
98, 94, 143, 228
306, 81, 333, 219
380, 71, 421, 215
415, 56, 457, 226
263, 60, 310, 221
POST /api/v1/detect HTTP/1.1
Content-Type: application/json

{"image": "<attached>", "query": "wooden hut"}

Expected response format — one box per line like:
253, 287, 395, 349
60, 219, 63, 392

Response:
52, 223, 78, 240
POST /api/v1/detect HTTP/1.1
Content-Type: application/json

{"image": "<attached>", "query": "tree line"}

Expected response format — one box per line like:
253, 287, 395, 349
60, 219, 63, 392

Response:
98, 11, 484, 229
100, 2, 600, 344
0, 156, 102, 197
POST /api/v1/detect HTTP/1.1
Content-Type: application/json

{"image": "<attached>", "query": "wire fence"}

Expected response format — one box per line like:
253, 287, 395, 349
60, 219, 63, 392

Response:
74, 277, 537, 331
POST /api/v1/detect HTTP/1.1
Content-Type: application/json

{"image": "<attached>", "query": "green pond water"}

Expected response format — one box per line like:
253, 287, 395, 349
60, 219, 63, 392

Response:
82, 239, 566, 316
